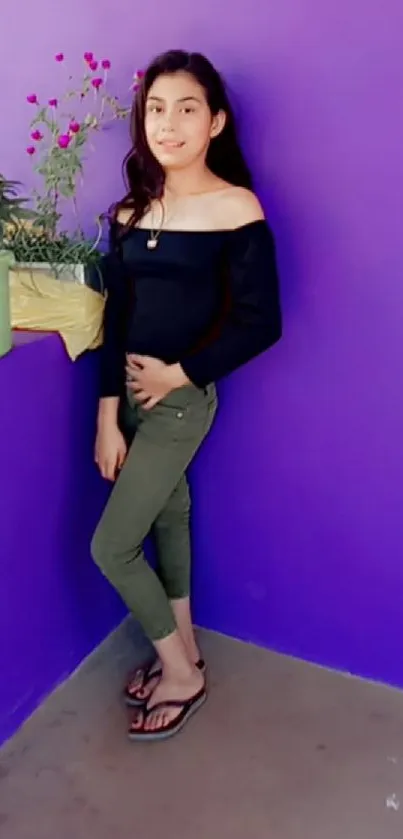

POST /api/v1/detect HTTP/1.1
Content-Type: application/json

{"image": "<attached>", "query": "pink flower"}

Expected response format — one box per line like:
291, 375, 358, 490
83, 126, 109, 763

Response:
31, 130, 43, 141
84, 51, 94, 62
49, 98, 58, 107
26, 146, 36, 155
55, 53, 64, 62
69, 121, 80, 133
91, 77, 103, 90
57, 134, 71, 149
89, 60, 98, 71
132, 69, 145, 90
27, 94, 38, 104
101, 59, 111, 70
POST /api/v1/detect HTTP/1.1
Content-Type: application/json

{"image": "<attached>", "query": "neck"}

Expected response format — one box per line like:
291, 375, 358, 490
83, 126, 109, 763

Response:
164, 161, 215, 198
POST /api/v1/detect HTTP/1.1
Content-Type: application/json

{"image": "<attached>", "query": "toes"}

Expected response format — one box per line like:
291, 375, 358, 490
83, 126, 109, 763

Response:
137, 675, 160, 700
151, 710, 162, 732
144, 712, 154, 732
128, 677, 141, 695
127, 661, 160, 696
145, 709, 162, 732
130, 711, 144, 731
127, 669, 145, 694
157, 710, 167, 731
136, 686, 149, 700
143, 707, 178, 732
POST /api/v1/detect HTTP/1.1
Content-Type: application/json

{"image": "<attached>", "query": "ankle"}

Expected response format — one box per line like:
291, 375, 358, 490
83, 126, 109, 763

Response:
181, 636, 201, 664
163, 660, 198, 682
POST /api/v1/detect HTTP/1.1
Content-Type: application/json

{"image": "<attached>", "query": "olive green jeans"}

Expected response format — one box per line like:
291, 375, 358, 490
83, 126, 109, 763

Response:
91, 384, 217, 641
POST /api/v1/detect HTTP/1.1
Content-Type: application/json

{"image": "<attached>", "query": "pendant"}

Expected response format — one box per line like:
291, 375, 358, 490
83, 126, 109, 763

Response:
147, 237, 158, 250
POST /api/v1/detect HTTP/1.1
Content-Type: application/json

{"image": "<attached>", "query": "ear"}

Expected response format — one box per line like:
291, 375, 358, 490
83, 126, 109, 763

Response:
210, 109, 226, 139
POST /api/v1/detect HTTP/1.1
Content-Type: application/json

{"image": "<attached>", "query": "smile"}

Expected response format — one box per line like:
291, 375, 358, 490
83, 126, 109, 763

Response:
158, 141, 185, 149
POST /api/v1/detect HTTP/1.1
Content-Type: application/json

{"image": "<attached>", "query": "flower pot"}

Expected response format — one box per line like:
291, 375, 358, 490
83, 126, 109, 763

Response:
13, 261, 103, 292
14, 261, 86, 284
0, 250, 15, 358
9, 262, 105, 360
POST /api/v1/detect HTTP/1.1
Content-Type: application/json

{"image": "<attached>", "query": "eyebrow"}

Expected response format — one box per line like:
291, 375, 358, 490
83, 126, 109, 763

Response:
147, 96, 202, 104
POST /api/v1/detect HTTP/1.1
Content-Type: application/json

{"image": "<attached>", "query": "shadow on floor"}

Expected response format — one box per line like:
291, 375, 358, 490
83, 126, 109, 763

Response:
1, 622, 403, 839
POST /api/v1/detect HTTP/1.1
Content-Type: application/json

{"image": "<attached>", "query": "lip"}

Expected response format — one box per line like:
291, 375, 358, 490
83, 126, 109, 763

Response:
158, 140, 185, 149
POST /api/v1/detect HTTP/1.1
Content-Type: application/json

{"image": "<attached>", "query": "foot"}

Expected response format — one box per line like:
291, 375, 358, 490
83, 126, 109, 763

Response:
126, 659, 162, 702
130, 666, 204, 734
125, 655, 205, 704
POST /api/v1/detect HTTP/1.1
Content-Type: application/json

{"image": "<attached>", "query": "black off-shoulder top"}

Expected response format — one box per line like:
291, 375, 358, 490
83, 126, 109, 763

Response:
99, 219, 282, 396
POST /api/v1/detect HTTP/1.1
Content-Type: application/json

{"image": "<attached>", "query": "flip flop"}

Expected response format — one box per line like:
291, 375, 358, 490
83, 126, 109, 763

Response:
128, 685, 207, 742
124, 659, 161, 708
124, 658, 206, 707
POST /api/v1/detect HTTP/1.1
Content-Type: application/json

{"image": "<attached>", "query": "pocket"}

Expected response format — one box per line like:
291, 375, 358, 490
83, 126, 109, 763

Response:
138, 397, 209, 446
162, 385, 204, 412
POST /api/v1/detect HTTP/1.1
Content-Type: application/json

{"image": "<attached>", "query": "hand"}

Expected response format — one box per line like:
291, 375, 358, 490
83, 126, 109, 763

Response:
95, 422, 127, 481
126, 355, 189, 410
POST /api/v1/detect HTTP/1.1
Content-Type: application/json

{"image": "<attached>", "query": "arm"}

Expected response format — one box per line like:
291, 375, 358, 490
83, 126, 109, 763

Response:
178, 219, 282, 389
98, 244, 128, 424
95, 246, 129, 479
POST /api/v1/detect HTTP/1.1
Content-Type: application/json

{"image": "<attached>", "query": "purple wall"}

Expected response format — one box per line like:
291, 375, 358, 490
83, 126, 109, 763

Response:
0, 334, 126, 744
2, 0, 403, 697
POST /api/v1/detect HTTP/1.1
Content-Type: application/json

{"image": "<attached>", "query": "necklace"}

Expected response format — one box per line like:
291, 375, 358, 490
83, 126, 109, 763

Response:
147, 200, 168, 250
146, 184, 230, 248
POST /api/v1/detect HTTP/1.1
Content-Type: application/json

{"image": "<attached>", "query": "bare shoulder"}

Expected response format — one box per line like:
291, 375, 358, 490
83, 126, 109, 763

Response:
217, 187, 265, 229
117, 207, 135, 225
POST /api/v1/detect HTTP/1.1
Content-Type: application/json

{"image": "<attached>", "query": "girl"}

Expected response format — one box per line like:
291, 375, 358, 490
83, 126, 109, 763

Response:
91, 49, 282, 742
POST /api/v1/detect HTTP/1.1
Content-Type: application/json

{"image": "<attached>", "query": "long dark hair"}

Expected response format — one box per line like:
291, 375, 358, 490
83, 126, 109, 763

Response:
116, 50, 253, 226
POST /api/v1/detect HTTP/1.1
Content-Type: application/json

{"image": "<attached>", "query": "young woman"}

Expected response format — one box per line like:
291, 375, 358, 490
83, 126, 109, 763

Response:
91, 49, 282, 742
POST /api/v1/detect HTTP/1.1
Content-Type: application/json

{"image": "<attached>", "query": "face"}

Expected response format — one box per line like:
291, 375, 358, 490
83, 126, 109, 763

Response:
144, 71, 226, 170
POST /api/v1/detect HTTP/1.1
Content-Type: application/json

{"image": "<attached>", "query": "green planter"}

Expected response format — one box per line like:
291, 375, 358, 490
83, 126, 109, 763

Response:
0, 250, 14, 358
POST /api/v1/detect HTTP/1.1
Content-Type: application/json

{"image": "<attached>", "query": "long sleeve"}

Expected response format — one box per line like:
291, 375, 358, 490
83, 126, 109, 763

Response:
180, 220, 282, 388
99, 245, 128, 398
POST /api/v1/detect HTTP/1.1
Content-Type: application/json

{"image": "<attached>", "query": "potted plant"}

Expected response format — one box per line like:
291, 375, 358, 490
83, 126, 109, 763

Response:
4, 56, 143, 359
10, 51, 130, 290
0, 175, 36, 357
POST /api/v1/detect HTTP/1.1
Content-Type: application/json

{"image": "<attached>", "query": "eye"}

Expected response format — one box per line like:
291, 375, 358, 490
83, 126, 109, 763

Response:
147, 104, 163, 114
180, 106, 196, 114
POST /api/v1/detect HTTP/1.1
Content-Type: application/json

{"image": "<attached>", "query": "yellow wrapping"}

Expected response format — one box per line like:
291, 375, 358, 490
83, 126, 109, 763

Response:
9, 266, 105, 360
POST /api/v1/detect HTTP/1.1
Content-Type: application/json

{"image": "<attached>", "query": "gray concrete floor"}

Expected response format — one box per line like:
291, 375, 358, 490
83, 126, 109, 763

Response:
1, 624, 403, 839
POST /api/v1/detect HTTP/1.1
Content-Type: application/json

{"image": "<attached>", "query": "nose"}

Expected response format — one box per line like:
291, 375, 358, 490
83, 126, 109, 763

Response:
160, 108, 177, 134
160, 120, 175, 135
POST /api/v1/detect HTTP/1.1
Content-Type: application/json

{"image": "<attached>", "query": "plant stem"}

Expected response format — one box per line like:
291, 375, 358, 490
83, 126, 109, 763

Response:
72, 195, 84, 239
